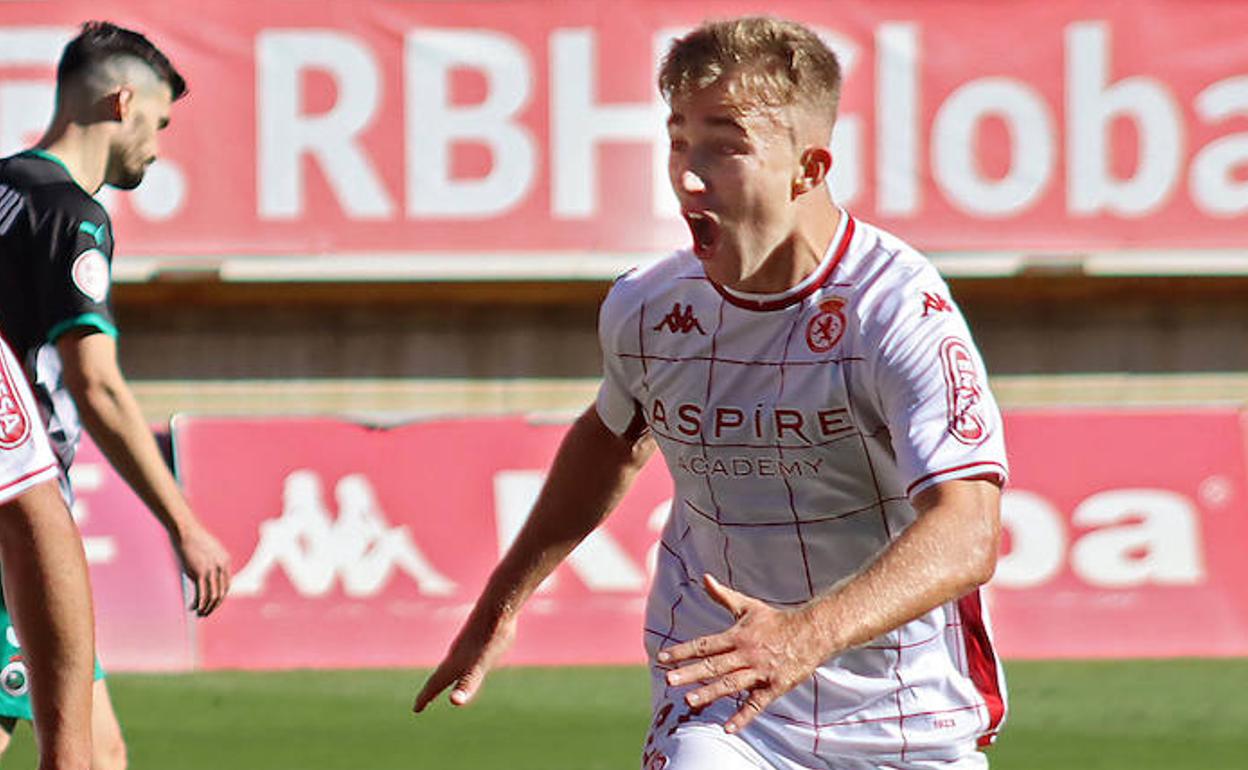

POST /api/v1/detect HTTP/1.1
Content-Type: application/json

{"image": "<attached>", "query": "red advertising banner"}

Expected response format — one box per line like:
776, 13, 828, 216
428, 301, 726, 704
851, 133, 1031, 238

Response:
990, 409, 1248, 659
174, 417, 674, 669
173, 410, 1248, 670
71, 435, 192, 672
0, 0, 1245, 272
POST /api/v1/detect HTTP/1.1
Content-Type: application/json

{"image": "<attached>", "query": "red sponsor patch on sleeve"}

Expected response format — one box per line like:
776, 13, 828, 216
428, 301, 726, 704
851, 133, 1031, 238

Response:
940, 337, 988, 444
0, 352, 31, 450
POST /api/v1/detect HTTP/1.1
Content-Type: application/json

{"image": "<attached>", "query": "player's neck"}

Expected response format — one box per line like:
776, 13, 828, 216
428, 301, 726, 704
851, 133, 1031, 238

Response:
735, 199, 842, 295
33, 121, 109, 195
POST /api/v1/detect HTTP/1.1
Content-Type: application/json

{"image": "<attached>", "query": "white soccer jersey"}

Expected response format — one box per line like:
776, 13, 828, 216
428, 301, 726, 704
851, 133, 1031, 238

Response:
597, 213, 1008, 766
0, 334, 57, 506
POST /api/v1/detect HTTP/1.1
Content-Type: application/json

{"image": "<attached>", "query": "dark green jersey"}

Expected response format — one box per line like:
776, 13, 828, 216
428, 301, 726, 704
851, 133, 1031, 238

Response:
0, 150, 117, 474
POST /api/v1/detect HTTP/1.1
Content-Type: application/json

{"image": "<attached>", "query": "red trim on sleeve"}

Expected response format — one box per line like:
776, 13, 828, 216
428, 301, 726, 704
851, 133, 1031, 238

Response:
905, 461, 1006, 497
0, 463, 58, 505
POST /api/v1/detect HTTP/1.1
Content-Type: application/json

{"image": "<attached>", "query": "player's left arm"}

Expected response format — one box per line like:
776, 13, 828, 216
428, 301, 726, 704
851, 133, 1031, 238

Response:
661, 477, 1000, 733
57, 330, 232, 616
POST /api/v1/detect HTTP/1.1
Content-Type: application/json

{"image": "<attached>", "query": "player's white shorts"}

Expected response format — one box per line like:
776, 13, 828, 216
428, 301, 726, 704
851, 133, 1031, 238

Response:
643, 694, 990, 770
645, 720, 989, 770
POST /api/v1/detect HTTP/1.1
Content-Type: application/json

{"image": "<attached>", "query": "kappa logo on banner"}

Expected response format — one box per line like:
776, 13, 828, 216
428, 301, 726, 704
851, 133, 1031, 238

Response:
0, 352, 31, 449
232, 470, 457, 598
71, 249, 110, 303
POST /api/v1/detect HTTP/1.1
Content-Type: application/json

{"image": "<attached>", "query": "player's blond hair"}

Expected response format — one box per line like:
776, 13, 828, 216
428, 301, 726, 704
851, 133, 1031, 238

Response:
658, 17, 842, 123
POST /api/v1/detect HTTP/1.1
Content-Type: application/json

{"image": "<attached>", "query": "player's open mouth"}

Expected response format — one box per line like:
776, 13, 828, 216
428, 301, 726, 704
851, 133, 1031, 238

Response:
684, 211, 720, 259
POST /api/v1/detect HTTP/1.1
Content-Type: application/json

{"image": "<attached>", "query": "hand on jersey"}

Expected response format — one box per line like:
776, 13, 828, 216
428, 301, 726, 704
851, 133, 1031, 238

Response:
176, 525, 232, 617
659, 573, 831, 734
413, 604, 518, 713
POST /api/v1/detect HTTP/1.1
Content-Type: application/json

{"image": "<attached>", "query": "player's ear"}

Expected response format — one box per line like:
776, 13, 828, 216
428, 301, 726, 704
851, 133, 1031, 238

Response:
792, 147, 832, 199
110, 88, 133, 122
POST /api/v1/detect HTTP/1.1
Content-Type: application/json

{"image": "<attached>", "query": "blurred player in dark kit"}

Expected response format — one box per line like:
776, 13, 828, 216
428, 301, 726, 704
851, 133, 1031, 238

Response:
0, 21, 232, 769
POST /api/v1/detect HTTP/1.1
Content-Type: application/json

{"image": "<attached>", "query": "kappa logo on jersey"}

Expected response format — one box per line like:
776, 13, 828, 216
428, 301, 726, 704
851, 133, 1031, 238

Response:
922, 291, 953, 317
653, 303, 706, 335
940, 337, 988, 444
71, 248, 110, 303
233, 470, 457, 598
0, 352, 31, 449
806, 298, 847, 352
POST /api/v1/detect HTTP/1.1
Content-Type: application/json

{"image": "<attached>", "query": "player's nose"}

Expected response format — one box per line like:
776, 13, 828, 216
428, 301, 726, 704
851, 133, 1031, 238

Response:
678, 169, 707, 194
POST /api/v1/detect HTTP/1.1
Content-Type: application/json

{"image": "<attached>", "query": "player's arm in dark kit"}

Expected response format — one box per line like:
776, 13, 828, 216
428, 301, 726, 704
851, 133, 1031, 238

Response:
40, 203, 232, 617
59, 332, 231, 616
414, 406, 654, 712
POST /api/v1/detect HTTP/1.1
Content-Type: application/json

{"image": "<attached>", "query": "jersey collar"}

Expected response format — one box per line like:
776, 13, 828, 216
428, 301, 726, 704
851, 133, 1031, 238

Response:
710, 211, 855, 312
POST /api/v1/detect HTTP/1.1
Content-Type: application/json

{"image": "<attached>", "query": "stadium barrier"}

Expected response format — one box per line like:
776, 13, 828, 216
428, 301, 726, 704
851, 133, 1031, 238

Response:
75, 409, 1248, 671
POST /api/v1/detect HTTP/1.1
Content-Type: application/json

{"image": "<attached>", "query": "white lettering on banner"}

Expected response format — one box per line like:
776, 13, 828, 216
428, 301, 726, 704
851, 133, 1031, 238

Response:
1070, 489, 1206, 588
236, 20, 1248, 227
551, 29, 667, 219
1066, 22, 1182, 217
996, 488, 1206, 590
933, 78, 1054, 217
1190, 75, 1248, 217
493, 470, 647, 591
0, 29, 68, 156
821, 28, 862, 205
875, 23, 920, 216
406, 30, 536, 217
233, 470, 456, 597
257, 31, 395, 219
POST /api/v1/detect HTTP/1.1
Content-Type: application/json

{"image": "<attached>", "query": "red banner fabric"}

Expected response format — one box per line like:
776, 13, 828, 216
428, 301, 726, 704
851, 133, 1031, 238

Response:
71, 436, 193, 672
167, 410, 1248, 670
0, 1, 1246, 266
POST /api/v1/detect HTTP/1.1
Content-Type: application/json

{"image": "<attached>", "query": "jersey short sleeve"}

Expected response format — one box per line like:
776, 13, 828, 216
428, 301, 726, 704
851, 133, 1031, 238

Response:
36, 199, 117, 345
862, 265, 1008, 497
0, 335, 57, 505
595, 274, 644, 437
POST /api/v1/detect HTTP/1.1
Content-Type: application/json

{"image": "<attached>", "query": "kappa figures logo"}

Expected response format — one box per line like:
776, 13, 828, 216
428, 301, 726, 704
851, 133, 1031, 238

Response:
922, 291, 953, 317
806, 298, 847, 353
653, 303, 706, 335
233, 470, 457, 598
940, 337, 988, 444
0, 353, 31, 449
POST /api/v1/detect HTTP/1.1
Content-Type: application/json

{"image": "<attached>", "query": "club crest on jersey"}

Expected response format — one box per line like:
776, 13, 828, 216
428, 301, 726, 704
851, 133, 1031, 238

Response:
72, 248, 110, 303
0, 660, 27, 697
0, 354, 31, 449
922, 291, 953, 317
940, 337, 988, 444
653, 303, 706, 335
806, 298, 847, 353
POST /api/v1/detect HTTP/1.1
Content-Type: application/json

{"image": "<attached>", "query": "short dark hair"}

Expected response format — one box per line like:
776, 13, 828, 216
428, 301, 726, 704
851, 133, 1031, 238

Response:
57, 21, 187, 100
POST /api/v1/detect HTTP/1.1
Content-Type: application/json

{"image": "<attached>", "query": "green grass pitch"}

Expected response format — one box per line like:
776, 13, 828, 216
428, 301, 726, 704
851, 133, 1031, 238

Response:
4, 660, 1245, 768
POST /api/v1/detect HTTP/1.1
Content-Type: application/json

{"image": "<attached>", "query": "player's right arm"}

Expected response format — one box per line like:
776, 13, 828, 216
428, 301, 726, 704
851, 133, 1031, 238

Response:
414, 273, 653, 713
413, 405, 654, 712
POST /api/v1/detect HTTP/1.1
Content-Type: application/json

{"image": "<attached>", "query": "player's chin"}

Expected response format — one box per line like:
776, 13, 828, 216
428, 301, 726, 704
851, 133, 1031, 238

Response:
109, 166, 147, 190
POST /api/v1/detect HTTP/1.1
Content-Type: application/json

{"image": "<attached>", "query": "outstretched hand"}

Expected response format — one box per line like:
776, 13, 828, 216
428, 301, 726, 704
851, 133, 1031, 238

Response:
413, 609, 517, 713
658, 574, 832, 734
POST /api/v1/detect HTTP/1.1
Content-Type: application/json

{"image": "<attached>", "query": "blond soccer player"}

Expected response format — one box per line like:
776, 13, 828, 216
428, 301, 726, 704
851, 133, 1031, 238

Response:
416, 17, 1008, 770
